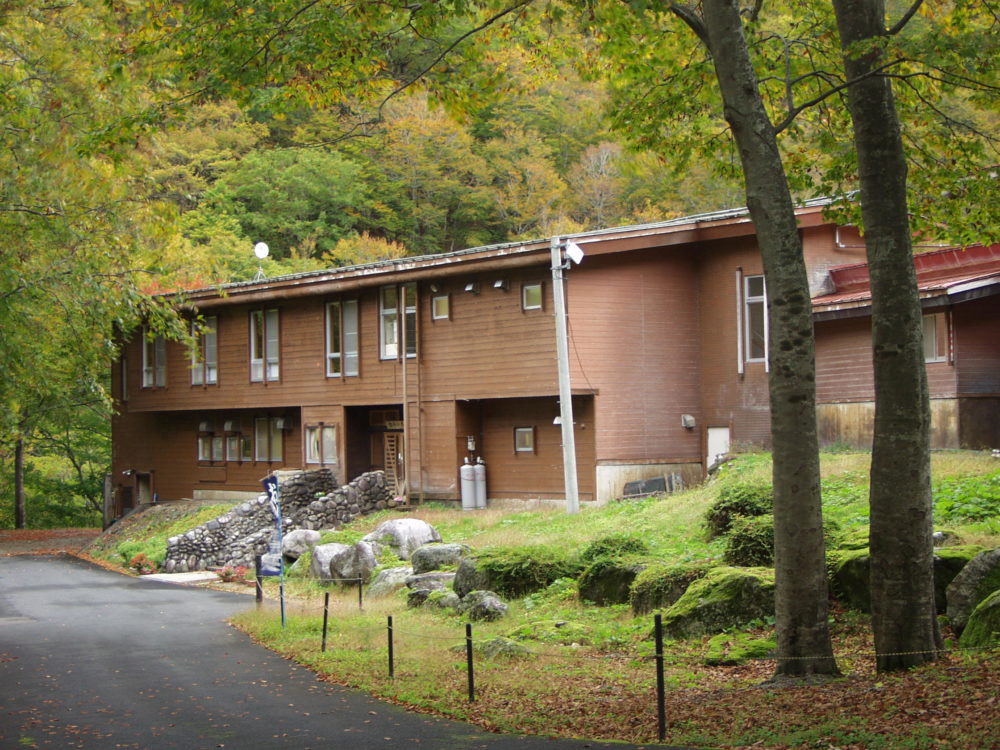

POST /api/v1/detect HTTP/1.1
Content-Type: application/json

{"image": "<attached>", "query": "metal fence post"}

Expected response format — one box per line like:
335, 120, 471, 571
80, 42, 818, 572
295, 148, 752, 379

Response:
358, 578, 364, 610
321, 592, 330, 652
654, 613, 666, 742
387, 615, 394, 679
254, 555, 263, 606
466, 623, 475, 703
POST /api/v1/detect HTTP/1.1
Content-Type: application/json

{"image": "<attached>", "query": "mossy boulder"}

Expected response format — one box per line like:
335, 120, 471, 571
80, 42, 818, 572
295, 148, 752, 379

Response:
958, 589, 1000, 648
410, 543, 471, 574
704, 482, 773, 539
947, 548, 1000, 634
578, 556, 649, 606
507, 619, 591, 645
453, 546, 583, 598
830, 546, 982, 614
723, 515, 774, 567
580, 534, 649, 563
458, 590, 508, 621
630, 562, 711, 615
834, 525, 870, 551
660, 566, 775, 639
703, 631, 777, 666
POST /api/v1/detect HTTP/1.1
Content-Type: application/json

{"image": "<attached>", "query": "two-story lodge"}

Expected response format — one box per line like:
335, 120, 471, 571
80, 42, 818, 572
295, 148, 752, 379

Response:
109, 200, 1000, 516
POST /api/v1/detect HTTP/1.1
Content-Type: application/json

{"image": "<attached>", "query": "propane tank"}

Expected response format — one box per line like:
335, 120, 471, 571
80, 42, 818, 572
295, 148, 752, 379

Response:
473, 456, 487, 509
460, 457, 476, 511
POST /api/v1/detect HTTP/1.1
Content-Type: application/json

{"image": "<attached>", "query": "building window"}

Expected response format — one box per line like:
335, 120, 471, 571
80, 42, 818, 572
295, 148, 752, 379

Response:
744, 275, 768, 363
522, 283, 542, 311
514, 426, 536, 453
141, 328, 167, 388
255, 417, 284, 462
191, 316, 218, 386
250, 309, 279, 382
923, 312, 949, 363
305, 424, 338, 465
197, 420, 224, 463
431, 294, 450, 320
379, 283, 418, 360
326, 300, 359, 377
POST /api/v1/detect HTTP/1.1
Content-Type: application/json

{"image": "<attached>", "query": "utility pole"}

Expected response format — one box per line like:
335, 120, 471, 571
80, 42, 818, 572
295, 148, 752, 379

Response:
550, 236, 580, 514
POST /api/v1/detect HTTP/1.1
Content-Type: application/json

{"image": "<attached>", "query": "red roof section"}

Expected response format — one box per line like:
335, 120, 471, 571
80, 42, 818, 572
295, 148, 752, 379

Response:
813, 243, 1000, 311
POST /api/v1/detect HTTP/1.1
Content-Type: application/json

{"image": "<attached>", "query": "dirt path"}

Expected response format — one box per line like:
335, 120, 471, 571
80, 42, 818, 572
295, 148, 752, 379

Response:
0, 528, 101, 556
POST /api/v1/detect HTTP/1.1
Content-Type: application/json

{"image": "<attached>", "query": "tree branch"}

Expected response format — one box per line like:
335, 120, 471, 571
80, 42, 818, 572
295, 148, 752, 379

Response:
669, 3, 709, 48
886, 0, 924, 36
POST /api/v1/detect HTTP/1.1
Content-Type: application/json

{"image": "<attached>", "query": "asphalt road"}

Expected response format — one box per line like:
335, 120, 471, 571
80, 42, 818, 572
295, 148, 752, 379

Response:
0, 556, 694, 750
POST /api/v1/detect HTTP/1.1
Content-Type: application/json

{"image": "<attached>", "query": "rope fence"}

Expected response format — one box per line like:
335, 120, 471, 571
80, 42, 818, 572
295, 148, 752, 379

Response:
250, 585, 997, 744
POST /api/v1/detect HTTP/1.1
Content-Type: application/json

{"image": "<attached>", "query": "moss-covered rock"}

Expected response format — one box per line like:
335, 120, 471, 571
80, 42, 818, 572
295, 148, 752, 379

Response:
932, 546, 983, 613
834, 525, 870, 551
661, 566, 775, 639
580, 534, 649, 563
630, 562, 711, 616
723, 515, 774, 567
829, 549, 871, 612
453, 546, 583, 598
578, 556, 649, 606
958, 589, 1000, 648
507, 619, 591, 645
704, 482, 773, 539
947, 548, 1000, 634
703, 631, 777, 666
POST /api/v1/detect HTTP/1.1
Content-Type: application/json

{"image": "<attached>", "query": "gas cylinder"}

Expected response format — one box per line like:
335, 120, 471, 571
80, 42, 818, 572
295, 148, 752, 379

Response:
460, 457, 476, 511
473, 457, 487, 509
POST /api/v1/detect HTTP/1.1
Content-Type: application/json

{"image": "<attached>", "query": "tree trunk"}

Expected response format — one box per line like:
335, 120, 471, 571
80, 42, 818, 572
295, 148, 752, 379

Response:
831, 0, 941, 672
694, 0, 838, 676
14, 435, 26, 529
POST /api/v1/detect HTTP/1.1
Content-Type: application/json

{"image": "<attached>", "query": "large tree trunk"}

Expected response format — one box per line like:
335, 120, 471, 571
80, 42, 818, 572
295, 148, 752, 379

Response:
14, 435, 26, 529
693, 0, 838, 676
832, 0, 941, 671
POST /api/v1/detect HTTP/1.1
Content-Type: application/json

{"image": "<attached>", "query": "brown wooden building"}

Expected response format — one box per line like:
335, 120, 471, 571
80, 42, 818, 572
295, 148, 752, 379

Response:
109, 202, 998, 515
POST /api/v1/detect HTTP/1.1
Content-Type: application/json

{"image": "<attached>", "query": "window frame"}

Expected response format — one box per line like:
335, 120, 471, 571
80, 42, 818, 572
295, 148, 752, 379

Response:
431, 293, 450, 321
514, 426, 536, 454
521, 282, 543, 311
305, 423, 338, 466
197, 421, 224, 463
326, 299, 360, 378
254, 416, 284, 462
923, 311, 950, 363
190, 316, 218, 386
743, 274, 769, 365
141, 327, 167, 388
379, 284, 418, 360
250, 309, 280, 382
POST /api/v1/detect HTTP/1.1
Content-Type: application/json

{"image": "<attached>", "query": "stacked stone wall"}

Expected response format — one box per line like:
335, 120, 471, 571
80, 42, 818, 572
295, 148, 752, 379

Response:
163, 469, 396, 573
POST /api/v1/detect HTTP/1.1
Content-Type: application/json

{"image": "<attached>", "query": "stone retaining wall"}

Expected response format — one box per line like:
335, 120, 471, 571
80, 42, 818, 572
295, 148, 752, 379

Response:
163, 469, 397, 573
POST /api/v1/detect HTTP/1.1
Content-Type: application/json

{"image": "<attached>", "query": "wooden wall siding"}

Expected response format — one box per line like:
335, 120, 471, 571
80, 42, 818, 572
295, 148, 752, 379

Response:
801, 225, 868, 296
567, 249, 702, 462
412, 398, 461, 498
112, 408, 304, 501
954, 295, 1000, 396
815, 317, 876, 403
479, 396, 595, 501
695, 237, 771, 450
122, 265, 558, 416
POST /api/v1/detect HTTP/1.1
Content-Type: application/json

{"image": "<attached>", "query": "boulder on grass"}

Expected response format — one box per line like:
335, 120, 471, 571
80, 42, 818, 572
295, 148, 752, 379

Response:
411, 543, 471, 574
459, 590, 508, 621
362, 518, 441, 561
310, 543, 349, 581
630, 563, 711, 616
578, 557, 648, 606
958, 589, 1000, 648
947, 548, 1000, 634
282, 529, 321, 561
426, 589, 461, 610
453, 557, 491, 598
661, 566, 775, 639
405, 571, 456, 591
367, 566, 413, 598
933, 546, 984, 613
329, 541, 379, 584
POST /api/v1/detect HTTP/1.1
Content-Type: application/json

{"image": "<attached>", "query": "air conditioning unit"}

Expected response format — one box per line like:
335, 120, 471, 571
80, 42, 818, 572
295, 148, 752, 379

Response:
223, 420, 238, 432
273, 417, 289, 430
198, 420, 212, 432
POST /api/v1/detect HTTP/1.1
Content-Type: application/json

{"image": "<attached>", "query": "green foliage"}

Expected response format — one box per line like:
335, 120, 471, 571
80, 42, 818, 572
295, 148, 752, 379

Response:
473, 545, 584, 598
958, 589, 1000, 649
723, 515, 775, 568
704, 481, 773, 539
933, 471, 1000, 522
703, 631, 777, 666
580, 533, 649, 563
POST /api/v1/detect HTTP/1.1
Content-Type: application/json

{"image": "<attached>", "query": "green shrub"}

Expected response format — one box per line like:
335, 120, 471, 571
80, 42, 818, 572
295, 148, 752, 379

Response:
630, 562, 711, 615
473, 545, 584, 598
705, 481, 773, 539
723, 515, 775, 567
934, 471, 1000, 522
580, 533, 649, 563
